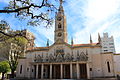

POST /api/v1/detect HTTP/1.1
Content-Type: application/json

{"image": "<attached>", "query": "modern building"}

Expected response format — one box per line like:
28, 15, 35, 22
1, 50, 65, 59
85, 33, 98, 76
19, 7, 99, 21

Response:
16, 1, 120, 79
0, 29, 35, 61
21, 29, 35, 48
101, 33, 116, 53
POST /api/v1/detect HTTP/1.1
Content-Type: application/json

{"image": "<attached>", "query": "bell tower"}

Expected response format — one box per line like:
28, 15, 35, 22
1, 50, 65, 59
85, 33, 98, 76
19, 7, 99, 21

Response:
54, 0, 67, 43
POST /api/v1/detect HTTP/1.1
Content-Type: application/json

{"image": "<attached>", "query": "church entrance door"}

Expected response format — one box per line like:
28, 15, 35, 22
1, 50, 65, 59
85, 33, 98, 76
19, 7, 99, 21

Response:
43, 65, 50, 79
63, 64, 70, 79
79, 64, 87, 79
38, 65, 41, 79
52, 64, 60, 79
72, 64, 77, 79
34, 65, 36, 79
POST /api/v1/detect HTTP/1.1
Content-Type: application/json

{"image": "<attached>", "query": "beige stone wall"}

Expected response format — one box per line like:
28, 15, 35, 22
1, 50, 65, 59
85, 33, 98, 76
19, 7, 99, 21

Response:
16, 59, 26, 78
89, 52, 115, 77
101, 53, 115, 77
91, 54, 103, 77
86, 47, 102, 77
114, 54, 120, 76
16, 58, 33, 78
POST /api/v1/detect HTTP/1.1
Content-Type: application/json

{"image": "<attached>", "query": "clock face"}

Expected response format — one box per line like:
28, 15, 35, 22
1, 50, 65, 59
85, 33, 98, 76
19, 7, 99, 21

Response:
57, 17, 62, 21
57, 32, 62, 37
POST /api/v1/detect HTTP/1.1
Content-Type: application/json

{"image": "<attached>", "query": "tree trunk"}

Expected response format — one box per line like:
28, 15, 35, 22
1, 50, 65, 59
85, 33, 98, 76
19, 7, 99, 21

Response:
11, 70, 14, 78
1, 73, 5, 80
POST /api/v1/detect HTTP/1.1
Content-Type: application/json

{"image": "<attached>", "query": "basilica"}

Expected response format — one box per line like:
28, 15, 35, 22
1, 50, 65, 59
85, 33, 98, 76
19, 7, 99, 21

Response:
16, 1, 120, 79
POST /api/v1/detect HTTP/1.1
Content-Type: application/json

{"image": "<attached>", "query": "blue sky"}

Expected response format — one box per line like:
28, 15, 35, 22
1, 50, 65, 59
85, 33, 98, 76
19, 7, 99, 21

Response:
0, 0, 120, 53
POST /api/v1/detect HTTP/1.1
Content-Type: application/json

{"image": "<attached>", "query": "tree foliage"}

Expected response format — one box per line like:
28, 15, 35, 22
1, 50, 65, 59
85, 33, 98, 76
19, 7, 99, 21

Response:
0, 27, 28, 78
8, 37, 28, 78
0, 0, 65, 42
0, 0, 61, 27
0, 61, 10, 74
0, 61, 10, 80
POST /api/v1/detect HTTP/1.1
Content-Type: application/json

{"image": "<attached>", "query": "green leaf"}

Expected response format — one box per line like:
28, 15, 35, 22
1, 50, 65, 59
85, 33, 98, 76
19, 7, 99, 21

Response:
0, 61, 10, 73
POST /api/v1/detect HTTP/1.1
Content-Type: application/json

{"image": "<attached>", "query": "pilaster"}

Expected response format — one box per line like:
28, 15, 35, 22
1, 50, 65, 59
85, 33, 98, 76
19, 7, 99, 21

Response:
50, 64, 52, 79
41, 64, 44, 79
87, 63, 90, 79
61, 64, 63, 79
36, 64, 38, 79
76, 63, 80, 79
70, 63, 73, 79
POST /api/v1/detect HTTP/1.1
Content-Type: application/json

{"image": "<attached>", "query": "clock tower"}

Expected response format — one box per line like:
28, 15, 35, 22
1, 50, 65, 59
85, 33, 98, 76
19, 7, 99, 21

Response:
54, 0, 67, 43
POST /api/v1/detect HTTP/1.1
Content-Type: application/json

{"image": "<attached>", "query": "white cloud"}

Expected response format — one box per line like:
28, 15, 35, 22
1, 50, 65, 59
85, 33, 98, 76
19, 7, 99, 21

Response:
34, 23, 55, 43
86, 0, 119, 21
0, 0, 11, 4
67, 0, 120, 53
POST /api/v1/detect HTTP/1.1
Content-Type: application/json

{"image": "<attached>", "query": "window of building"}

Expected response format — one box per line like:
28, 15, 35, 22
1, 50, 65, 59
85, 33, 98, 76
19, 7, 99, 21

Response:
103, 47, 107, 48
90, 68, 92, 71
58, 23, 61, 28
32, 69, 33, 72
104, 50, 108, 52
110, 46, 114, 48
20, 65, 22, 74
107, 61, 111, 73
109, 43, 114, 45
27, 68, 29, 72
56, 49, 64, 53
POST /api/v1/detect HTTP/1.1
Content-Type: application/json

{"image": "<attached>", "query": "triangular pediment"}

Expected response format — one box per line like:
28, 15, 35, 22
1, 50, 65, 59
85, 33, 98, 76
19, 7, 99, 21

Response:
49, 39, 71, 50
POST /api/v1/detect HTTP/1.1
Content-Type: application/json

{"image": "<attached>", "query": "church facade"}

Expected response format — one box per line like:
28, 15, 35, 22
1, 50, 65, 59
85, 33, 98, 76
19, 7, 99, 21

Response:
16, 1, 120, 79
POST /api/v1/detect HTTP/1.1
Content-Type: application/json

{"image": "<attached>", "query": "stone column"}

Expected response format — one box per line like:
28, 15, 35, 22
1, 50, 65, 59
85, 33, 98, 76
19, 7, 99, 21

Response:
41, 64, 44, 79
61, 64, 63, 79
36, 64, 38, 79
87, 63, 90, 79
76, 63, 80, 79
50, 64, 52, 79
70, 63, 73, 79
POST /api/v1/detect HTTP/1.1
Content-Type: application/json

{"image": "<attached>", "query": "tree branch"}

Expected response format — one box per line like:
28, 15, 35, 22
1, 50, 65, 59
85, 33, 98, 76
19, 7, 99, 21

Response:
0, 4, 44, 13
0, 30, 27, 42
0, 0, 58, 27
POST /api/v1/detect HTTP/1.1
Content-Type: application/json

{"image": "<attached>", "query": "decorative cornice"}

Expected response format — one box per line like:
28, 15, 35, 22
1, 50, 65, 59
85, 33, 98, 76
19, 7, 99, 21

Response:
26, 42, 101, 52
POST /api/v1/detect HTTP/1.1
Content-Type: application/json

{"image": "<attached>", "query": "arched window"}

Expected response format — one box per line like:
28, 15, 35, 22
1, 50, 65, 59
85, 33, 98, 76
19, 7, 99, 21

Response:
20, 65, 22, 74
27, 68, 29, 72
58, 23, 61, 28
107, 61, 111, 73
